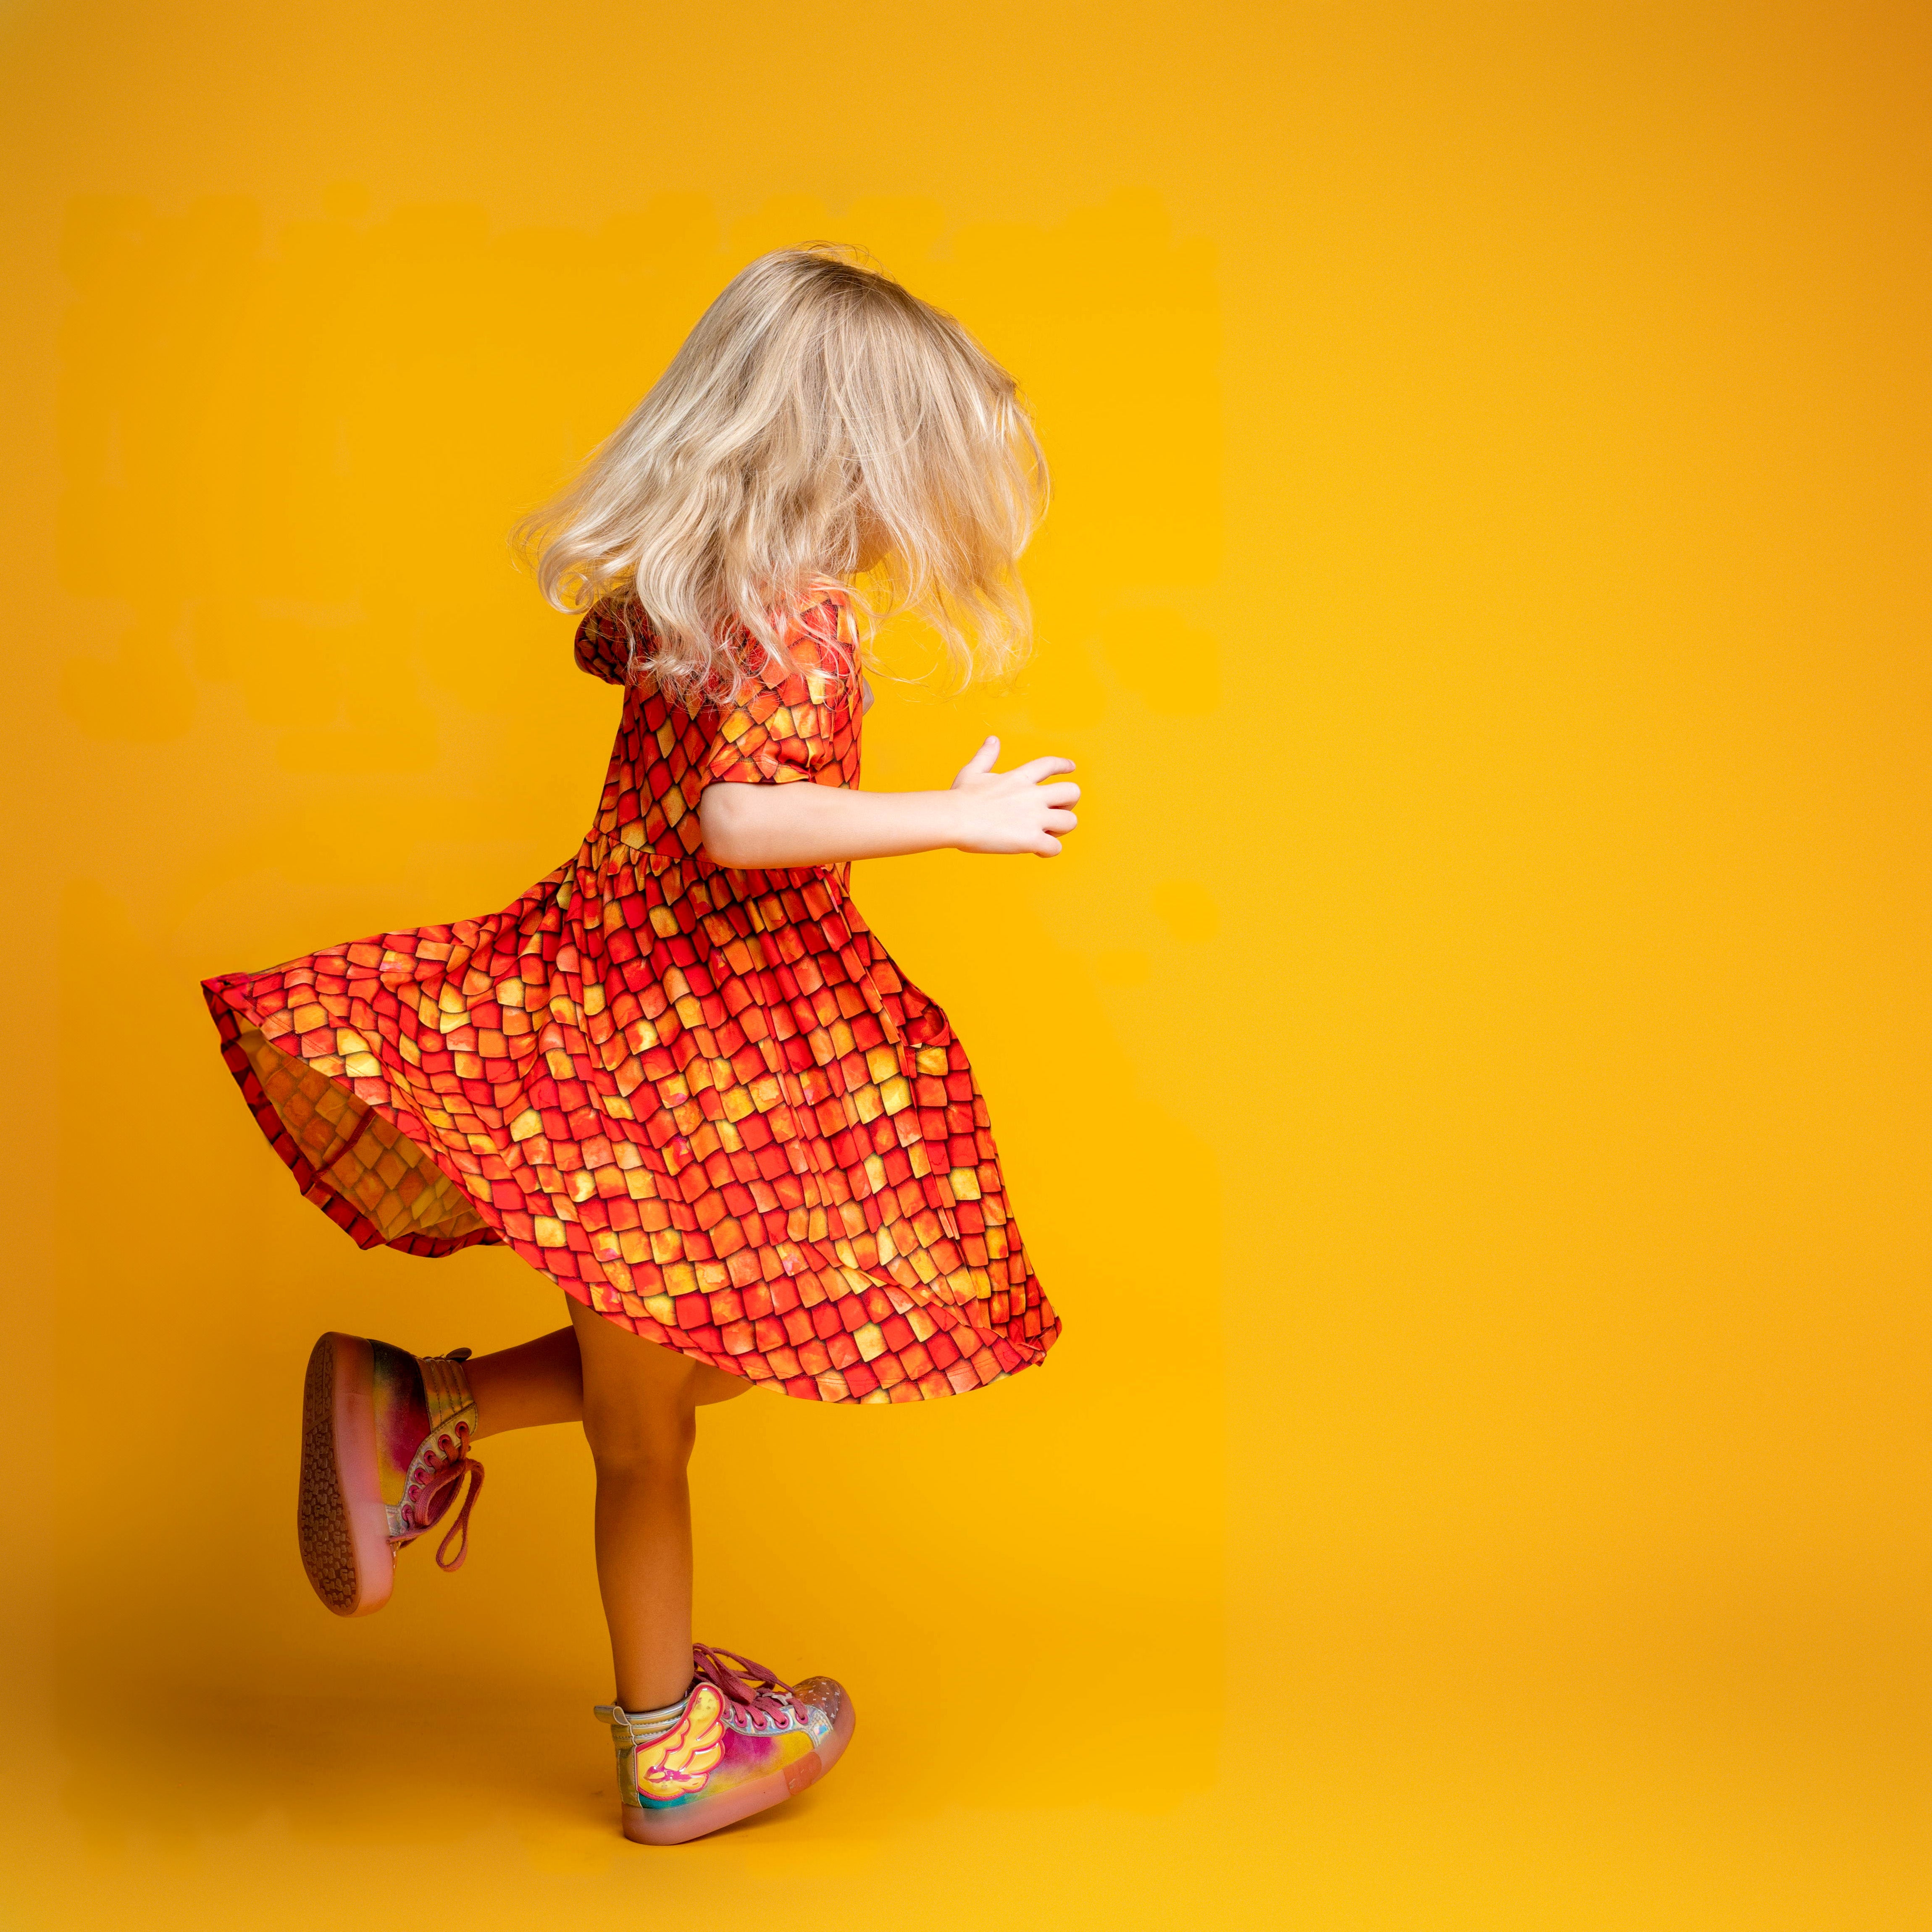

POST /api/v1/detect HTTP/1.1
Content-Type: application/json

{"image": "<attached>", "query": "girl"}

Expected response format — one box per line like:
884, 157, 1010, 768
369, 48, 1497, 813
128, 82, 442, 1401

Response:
201, 247, 1076, 1845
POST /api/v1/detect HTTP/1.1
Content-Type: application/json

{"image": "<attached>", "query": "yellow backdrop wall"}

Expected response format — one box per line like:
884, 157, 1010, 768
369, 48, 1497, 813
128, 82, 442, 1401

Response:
3, 3, 1928, 1927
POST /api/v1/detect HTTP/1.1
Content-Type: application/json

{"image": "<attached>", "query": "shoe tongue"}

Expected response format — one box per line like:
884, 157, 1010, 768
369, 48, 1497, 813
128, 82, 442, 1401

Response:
694, 1649, 791, 1720
418, 1352, 476, 1433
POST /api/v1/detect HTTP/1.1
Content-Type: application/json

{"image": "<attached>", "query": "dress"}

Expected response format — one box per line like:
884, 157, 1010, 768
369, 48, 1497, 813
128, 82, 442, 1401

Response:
202, 594, 1060, 1404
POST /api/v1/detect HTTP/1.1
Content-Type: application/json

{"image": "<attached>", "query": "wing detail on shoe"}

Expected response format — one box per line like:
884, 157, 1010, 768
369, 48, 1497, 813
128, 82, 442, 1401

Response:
636, 1684, 726, 1798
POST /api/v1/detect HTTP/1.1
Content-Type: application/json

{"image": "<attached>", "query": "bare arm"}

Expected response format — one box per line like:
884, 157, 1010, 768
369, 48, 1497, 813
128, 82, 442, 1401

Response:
699, 736, 1080, 869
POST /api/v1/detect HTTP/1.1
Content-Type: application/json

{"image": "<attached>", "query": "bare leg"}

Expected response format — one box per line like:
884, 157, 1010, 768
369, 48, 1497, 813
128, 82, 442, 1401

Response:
568, 1295, 749, 1710
466, 1327, 584, 1439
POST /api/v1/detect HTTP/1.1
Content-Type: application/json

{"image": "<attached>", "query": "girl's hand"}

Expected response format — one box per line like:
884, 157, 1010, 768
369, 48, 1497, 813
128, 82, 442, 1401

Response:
699, 739, 1080, 868
949, 737, 1080, 857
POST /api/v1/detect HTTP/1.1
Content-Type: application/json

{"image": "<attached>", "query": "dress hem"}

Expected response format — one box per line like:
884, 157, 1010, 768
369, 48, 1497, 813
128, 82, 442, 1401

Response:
202, 975, 1050, 1407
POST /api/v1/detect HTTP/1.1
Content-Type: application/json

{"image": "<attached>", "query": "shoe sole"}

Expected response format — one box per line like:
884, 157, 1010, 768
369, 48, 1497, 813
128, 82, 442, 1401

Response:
297, 1332, 396, 1617
620, 1694, 857, 1845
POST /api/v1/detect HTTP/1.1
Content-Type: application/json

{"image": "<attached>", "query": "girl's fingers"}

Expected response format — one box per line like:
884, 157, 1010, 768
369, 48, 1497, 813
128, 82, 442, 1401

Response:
1009, 755, 1076, 785
1033, 833, 1064, 857
1044, 810, 1078, 833
1039, 781, 1081, 806
962, 735, 1001, 775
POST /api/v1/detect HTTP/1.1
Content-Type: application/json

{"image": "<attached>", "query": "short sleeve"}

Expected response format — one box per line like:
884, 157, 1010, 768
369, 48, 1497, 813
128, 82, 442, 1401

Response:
573, 604, 637, 684
703, 600, 857, 788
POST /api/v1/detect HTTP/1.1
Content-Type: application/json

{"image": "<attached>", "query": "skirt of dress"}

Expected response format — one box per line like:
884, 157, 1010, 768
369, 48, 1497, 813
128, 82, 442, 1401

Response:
202, 844, 1059, 1405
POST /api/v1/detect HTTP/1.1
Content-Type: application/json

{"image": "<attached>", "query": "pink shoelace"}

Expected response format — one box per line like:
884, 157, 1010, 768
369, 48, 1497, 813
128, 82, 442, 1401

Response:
689, 1645, 801, 1733
405, 1431, 486, 1570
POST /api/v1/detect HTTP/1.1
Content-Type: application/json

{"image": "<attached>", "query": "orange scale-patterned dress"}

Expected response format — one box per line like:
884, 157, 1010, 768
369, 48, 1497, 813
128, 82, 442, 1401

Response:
202, 593, 1060, 1404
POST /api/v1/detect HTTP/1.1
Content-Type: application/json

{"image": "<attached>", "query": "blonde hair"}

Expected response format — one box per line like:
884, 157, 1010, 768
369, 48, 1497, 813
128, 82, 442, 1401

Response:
515, 245, 1048, 700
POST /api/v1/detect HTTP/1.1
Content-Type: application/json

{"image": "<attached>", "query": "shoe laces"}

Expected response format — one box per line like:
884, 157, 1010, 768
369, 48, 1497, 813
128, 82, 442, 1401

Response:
689, 1644, 799, 1734
408, 1424, 485, 1570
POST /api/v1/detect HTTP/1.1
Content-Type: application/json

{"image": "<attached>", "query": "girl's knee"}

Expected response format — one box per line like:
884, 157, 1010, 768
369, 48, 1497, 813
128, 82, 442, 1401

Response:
581, 1399, 696, 1475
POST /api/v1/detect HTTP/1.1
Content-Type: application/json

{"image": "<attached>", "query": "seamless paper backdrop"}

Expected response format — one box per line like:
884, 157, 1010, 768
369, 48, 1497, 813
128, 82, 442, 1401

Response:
3, 3, 1929, 1928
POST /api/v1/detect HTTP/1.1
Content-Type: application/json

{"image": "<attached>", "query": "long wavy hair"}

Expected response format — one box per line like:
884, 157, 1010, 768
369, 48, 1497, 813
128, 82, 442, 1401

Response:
514, 245, 1048, 701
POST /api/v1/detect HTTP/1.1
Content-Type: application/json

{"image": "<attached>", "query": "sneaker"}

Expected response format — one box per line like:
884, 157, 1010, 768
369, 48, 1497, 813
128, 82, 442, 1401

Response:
596, 1645, 856, 1845
297, 1331, 485, 1617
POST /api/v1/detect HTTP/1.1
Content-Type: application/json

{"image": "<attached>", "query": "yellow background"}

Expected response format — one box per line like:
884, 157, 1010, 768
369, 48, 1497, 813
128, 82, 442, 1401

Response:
3, 3, 1928, 1926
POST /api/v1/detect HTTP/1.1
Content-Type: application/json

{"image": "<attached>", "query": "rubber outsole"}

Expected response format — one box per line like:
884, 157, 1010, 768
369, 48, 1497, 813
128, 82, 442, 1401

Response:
297, 1332, 395, 1617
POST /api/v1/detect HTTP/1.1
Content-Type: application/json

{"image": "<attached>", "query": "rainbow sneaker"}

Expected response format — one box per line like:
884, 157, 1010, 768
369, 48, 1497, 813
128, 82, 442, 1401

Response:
596, 1645, 855, 1845
297, 1331, 485, 1617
